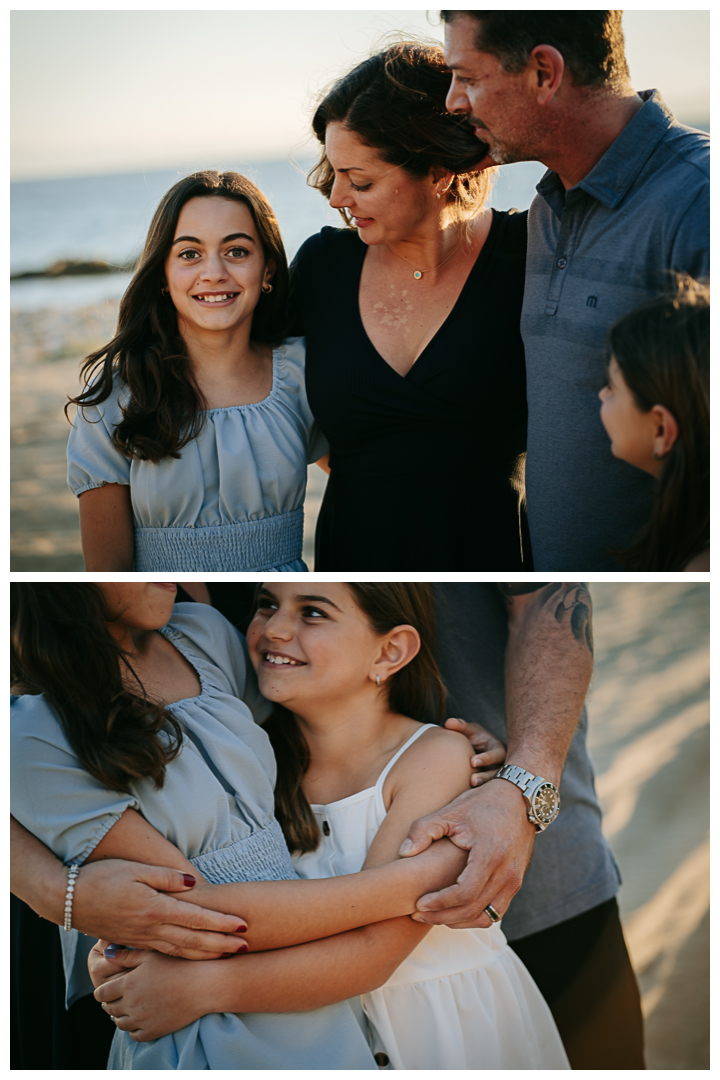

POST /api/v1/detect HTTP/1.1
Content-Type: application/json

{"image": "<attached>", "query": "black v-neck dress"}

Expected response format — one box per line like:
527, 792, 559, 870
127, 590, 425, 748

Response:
291, 210, 529, 571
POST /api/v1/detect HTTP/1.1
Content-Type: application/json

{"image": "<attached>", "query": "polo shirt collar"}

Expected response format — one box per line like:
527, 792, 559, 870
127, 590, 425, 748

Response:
536, 89, 675, 212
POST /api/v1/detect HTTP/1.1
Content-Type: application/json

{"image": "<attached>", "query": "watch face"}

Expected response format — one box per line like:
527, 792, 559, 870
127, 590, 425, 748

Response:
532, 784, 560, 824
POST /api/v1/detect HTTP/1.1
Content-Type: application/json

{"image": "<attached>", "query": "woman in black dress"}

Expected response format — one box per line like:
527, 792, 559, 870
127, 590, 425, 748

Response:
292, 42, 529, 571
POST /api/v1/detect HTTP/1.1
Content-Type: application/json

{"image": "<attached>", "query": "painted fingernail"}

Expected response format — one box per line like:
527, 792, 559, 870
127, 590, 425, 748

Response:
182, 874, 196, 887
236, 924, 248, 933
237, 943, 249, 953
221, 952, 234, 959
104, 945, 118, 959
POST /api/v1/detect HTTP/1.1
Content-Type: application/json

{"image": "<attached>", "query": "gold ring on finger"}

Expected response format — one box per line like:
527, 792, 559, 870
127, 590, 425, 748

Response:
484, 904, 501, 923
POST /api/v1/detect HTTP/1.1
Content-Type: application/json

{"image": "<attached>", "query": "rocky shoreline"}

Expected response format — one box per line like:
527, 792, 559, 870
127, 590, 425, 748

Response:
11, 258, 135, 281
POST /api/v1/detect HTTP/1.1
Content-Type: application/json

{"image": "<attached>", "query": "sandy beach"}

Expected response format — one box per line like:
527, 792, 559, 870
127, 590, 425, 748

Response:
589, 582, 709, 1069
10, 301, 328, 571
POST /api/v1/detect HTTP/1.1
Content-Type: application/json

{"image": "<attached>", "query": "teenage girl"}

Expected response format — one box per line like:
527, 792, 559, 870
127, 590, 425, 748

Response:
599, 276, 709, 571
66, 171, 327, 572
86, 583, 569, 1069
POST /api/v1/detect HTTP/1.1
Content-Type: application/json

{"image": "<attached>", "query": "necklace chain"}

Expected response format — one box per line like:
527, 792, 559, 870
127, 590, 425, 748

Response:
389, 241, 463, 280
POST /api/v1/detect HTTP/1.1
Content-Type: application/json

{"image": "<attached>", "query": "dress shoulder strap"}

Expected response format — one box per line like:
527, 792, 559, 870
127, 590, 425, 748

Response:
374, 724, 436, 795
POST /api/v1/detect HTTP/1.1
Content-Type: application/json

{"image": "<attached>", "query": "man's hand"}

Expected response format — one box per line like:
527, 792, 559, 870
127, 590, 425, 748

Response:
398, 779, 535, 928
443, 718, 506, 786
73, 860, 248, 959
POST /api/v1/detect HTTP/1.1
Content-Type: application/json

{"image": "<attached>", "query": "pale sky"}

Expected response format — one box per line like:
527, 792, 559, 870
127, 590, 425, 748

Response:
11, 8, 710, 180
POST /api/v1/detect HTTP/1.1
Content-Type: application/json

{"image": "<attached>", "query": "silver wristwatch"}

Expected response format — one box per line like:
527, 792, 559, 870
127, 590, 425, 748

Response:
494, 764, 560, 831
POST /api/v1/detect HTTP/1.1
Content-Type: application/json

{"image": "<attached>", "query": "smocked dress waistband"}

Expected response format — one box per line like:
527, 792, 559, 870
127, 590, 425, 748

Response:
133, 508, 306, 572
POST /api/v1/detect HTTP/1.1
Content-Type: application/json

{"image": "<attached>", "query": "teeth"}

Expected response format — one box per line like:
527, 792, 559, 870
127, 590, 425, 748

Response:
265, 653, 300, 666
197, 294, 234, 302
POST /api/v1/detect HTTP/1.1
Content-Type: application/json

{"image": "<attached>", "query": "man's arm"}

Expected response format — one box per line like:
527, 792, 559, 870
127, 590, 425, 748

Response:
399, 583, 593, 928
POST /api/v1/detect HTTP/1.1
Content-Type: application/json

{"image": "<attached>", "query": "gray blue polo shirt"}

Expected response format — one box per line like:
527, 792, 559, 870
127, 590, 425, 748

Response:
434, 583, 620, 941
521, 90, 709, 570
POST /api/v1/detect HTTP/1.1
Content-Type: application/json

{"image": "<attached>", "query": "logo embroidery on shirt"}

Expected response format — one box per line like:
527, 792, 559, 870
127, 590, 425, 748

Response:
586, 296, 598, 308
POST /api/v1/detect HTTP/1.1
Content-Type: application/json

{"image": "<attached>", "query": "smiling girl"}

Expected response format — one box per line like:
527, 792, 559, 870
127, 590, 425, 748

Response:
244, 583, 569, 1068
66, 172, 327, 571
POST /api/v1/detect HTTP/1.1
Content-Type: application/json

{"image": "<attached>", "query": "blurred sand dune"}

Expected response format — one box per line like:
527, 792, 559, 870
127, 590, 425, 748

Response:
588, 583, 709, 1069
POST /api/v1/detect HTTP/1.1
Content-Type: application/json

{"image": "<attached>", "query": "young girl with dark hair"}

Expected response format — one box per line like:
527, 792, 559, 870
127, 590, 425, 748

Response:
80, 583, 568, 1069
599, 276, 709, 571
66, 172, 327, 572
10, 582, 477, 1069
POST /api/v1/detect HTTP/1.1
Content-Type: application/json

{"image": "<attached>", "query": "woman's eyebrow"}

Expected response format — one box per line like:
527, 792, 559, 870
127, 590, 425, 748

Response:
296, 594, 342, 611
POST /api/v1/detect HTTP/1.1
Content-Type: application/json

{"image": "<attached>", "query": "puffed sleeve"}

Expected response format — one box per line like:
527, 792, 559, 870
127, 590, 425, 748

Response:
10, 694, 139, 865
11, 693, 141, 1007
66, 380, 131, 497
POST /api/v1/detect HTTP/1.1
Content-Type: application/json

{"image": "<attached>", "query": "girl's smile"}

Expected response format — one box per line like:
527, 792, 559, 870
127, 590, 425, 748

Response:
164, 196, 273, 336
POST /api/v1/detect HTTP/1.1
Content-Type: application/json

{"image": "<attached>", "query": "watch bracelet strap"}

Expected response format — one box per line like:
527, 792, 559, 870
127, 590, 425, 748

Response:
495, 764, 538, 791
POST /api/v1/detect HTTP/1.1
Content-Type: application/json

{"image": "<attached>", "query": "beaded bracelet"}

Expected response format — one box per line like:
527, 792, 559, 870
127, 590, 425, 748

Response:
63, 864, 80, 931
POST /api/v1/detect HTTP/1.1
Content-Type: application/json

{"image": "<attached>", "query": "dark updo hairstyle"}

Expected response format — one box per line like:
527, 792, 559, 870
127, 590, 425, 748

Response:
606, 275, 709, 571
264, 583, 447, 854
66, 171, 289, 464
308, 41, 492, 228
11, 584, 183, 791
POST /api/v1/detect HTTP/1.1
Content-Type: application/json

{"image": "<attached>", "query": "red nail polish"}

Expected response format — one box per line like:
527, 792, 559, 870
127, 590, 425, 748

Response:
182, 874, 196, 887
237, 944, 249, 953
236, 925, 248, 933
221, 952, 234, 959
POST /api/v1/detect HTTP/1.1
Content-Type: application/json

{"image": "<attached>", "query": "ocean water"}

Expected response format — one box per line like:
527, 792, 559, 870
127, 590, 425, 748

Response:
10, 159, 546, 312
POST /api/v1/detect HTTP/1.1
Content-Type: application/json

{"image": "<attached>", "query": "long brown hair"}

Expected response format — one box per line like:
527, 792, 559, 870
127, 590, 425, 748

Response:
10, 584, 183, 791
66, 171, 289, 464
308, 42, 492, 229
607, 276, 710, 570
264, 583, 446, 854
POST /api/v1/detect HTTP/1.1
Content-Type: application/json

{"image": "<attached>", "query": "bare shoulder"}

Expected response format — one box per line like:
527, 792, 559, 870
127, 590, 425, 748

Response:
389, 724, 473, 790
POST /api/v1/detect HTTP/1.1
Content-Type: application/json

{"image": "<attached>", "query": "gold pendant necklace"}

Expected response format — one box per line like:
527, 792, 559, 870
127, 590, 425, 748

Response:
390, 241, 463, 280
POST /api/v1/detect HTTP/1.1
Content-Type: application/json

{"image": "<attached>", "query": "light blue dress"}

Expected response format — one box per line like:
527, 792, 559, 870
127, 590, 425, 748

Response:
10, 605, 376, 1071
66, 337, 328, 571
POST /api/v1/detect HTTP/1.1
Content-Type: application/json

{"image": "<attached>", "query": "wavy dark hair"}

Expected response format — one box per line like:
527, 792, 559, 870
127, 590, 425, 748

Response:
308, 41, 492, 228
441, 10, 630, 90
66, 171, 289, 464
10, 584, 183, 791
606, 276, 710, 571
263, 583, 446, 854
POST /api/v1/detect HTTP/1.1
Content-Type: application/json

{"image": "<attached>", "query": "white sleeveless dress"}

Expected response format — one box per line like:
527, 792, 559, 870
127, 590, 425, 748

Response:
292, 725, 570, 1070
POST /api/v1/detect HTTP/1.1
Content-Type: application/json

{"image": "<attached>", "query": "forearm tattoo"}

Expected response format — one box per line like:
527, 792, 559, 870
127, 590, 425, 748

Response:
498, 582, 594, 655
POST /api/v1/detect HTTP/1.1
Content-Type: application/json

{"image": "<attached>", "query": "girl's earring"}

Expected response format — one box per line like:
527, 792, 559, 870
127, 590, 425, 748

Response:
161, 286, 169, 295
375, 674, 381, 687
262, 282, 273, 294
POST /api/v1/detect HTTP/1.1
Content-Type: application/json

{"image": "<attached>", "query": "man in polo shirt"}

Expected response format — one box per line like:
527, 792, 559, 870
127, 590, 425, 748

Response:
442, 10, 709, 570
